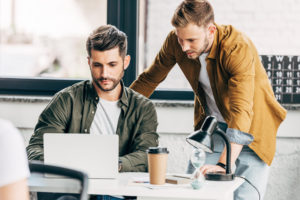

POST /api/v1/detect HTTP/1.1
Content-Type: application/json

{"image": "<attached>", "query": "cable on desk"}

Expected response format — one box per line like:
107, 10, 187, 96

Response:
235, 175, 261, 200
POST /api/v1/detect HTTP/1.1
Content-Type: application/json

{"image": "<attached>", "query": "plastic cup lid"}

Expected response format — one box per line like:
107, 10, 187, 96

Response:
147, 147, 169, 154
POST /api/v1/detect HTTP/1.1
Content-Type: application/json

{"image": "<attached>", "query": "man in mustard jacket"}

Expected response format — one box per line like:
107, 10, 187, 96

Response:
130, 0, 286, 199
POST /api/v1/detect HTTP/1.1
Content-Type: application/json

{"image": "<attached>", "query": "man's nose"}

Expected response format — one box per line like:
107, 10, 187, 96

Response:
101, 66, 109, 77
181, 41, 190, 52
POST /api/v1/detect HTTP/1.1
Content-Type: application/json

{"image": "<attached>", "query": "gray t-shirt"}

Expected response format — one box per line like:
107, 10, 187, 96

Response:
198, 53, 225, 123
90, 98, 121, 135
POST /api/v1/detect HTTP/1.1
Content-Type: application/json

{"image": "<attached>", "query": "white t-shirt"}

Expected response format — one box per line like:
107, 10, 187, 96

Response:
198, 53, 225, 122
90, 98, 121, 135
0, 119, 30, 187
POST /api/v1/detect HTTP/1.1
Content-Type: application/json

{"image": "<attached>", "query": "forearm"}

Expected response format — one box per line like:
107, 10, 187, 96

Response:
119, 150, 148, 172
26, 144, 44, 161
130, 73, 158, 98
26, 129, 45, 160
218, 142, 243, 169
27, 107, 68, 161
120, 130, 158, 172
27, 130, 63, 161
130, 32, 177, 97
217, 126, 254, 167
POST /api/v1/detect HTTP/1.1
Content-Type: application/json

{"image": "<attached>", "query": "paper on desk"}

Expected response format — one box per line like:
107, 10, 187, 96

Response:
143, 183, 190, 189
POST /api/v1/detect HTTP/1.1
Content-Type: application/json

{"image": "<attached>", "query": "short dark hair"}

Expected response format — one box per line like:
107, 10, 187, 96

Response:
86, 24, 128, 58
171, 0, 214, 28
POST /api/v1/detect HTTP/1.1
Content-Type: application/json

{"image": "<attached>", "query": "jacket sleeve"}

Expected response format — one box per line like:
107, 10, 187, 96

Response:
224, 43, 255, 134
26, 93, 71, 161
130, 31, 178, 97
119, 101, 159, 172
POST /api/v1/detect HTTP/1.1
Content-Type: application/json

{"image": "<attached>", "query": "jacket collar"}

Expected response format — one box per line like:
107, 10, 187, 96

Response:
87, 81, 99, 102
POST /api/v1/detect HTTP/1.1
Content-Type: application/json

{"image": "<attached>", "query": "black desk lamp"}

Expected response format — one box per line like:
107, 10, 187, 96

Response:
186, 115, 235, 181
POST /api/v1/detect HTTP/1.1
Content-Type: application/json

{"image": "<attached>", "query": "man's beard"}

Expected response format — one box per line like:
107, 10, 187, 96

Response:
198, 39, 209, 57
187, 37, 209, 59
93, 70, 124, 92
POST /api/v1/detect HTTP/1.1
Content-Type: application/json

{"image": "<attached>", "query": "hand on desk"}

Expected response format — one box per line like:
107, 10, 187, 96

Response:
200, 164, 225, 175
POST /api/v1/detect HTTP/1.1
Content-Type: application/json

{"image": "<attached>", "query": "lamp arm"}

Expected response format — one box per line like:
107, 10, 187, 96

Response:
214, 128, 232, 174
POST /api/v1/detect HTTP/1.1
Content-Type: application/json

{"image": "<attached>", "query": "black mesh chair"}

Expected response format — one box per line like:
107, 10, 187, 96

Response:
29, 161, 89, 200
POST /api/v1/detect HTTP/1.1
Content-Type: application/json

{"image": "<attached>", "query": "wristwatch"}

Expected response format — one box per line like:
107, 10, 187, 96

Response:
216, 162, 226, 170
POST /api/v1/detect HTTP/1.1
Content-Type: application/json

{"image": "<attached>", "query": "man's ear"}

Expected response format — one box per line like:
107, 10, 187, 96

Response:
208, 24, 216, 35
124, 55, 131, 70
87, 57, 91, 67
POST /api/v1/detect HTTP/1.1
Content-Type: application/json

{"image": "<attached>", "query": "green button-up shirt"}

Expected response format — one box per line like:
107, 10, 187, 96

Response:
26, 80, 159, 172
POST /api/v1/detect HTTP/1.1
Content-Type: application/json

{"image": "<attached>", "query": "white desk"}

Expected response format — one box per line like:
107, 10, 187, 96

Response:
29, 172, 244, 200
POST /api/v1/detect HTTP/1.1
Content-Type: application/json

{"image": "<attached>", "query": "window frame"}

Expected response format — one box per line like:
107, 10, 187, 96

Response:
0, 0, 194, 100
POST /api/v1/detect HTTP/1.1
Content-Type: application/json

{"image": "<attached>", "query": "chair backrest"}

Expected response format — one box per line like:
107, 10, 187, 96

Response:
29, 160, 89, 200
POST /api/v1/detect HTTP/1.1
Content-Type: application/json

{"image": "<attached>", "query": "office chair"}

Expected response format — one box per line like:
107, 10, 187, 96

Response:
29, 161, 89, 200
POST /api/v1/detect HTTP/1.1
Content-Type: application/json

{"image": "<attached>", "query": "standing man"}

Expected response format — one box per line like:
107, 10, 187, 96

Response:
130, 0, 286, 199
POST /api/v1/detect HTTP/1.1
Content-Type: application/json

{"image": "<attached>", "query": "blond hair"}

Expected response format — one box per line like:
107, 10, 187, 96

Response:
171, 0, 214, 28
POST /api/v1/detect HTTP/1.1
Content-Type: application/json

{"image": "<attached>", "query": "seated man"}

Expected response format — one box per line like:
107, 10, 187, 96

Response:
26, 25, 159, 200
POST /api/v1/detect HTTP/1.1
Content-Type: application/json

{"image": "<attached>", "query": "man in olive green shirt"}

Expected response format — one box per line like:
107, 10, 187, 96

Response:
27, 25, 159, 173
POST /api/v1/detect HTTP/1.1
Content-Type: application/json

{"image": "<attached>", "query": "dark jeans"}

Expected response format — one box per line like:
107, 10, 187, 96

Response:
37, 193, 79, 200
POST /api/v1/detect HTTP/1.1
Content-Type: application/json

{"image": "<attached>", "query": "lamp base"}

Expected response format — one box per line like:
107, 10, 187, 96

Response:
205, 172, 235, 181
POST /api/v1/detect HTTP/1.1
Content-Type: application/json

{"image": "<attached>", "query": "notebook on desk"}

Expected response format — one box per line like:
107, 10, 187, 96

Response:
44, 133, 119, 179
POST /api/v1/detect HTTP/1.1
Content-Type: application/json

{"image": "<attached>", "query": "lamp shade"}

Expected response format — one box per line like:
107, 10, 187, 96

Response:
186, 130, 213, 153
186, 116, 218, 153
186, 116, 235, 181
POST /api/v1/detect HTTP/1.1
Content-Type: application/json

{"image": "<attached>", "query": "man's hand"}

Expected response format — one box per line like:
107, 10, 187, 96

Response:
200, 164, 225, 175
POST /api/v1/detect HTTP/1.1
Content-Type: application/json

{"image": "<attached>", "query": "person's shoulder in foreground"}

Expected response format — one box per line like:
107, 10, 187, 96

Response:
0, 119, 30, 200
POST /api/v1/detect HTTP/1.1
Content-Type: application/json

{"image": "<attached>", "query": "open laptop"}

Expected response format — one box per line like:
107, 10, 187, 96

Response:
44, 133, 119, 179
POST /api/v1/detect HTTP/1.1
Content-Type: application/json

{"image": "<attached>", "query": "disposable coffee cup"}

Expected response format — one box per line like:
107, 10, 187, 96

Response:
147, 147, 169, 185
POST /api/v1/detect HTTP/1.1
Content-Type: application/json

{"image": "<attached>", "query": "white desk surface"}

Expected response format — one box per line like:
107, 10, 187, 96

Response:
29, 172, 244, 200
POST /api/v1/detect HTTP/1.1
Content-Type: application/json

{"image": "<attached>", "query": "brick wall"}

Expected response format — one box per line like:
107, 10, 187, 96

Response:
144, 0, 300, 89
